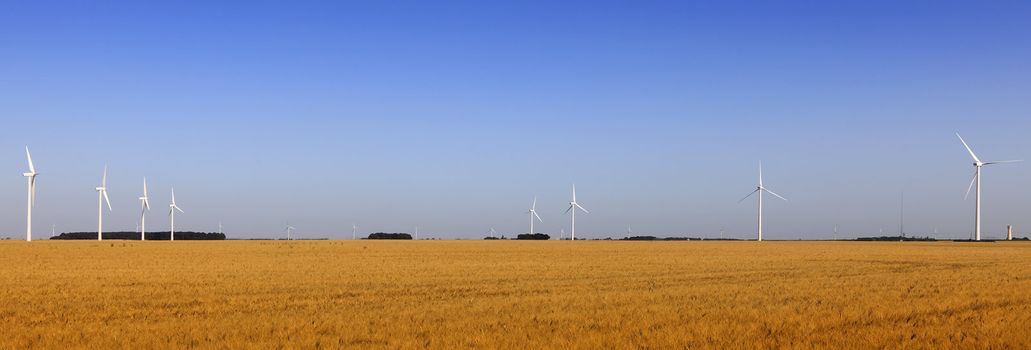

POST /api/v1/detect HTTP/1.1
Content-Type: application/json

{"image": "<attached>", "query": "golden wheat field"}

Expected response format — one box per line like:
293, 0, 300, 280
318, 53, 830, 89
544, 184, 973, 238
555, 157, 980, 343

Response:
0, 240, 1029, 349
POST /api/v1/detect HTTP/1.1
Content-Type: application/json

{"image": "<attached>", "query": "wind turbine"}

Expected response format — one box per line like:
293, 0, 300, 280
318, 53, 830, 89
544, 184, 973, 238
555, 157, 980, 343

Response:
489, 227, 497, 239
352, 223, 358, 240
218, 221, 223, 235
527, 196, 543, 236
739, 162, 787, 241
564, 185, 589, 240
22, 147, 38, 242
560, 228, 565, 240
626, 224, 633, 240
169, 188, 184, 241
285, 224, 296, 240
139, 178, 150, 240
96, 166, 112, 240
414, 226, 419, 240
956, 133, 1021, 241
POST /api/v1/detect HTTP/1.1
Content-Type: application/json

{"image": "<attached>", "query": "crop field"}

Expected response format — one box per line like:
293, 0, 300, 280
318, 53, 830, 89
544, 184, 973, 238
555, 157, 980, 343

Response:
0, 240, 1029, 349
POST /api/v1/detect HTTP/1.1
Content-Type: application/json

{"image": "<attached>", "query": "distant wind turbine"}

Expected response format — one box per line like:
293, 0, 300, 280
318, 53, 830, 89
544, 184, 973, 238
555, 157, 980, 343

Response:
22, 147, 38, 242
169, 188, 184, 241
139, 178, 150, 240
626, 224, 632, 240
956, 133, 1021, 241
564, 185, 589, 240
218, 221, 223, 235
414, 226, 419, 240
285, 224, 296, 240
560, 228, 565, 240
527, 196, 542, 236
739, 162, 787, 241
96, 166, 112, 240
352, 223, 358, 240
489, 227, 497, 238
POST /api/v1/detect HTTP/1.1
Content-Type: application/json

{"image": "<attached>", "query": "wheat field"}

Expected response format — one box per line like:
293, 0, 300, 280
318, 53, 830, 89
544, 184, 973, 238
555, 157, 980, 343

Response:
0, 240, 1028, 349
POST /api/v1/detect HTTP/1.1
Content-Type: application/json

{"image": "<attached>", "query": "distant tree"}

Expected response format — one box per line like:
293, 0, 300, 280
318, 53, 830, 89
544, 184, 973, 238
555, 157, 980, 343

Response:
516, 233, 550, 240
367, 232, 412, 240
50, 231, 226, 240
626, 236, 657, 241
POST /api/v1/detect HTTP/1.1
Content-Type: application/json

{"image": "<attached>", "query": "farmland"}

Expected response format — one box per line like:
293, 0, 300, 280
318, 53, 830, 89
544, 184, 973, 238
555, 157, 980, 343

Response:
0, 240, 1029, 349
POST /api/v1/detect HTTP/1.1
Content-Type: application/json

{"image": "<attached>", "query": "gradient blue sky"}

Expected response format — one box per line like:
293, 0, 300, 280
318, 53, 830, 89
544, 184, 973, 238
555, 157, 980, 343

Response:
2, 1, 1030, 240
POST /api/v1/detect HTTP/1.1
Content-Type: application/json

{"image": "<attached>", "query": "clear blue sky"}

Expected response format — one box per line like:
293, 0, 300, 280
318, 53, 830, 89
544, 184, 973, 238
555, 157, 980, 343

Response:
2, 1, 1029, 240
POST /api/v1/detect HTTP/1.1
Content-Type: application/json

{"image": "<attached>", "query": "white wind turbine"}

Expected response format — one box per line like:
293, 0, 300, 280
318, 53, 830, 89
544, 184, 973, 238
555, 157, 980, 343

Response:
96, 166, 113, 240
139, 178, 151, 240
564, 185, 589, 240
527, 196, 543, 236
739, 162, 787, 241
956, 133, 1021, 241
626, 224, 633, 240
22, 147, 38, 242
285, 224, 296, 240
352, 223, 358, 240
488, 227, 497, 239
169, 188, 184, 241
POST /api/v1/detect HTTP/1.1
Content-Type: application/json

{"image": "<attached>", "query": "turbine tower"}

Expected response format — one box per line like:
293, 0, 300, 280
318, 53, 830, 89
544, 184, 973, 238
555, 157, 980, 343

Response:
527, 196, 542, 236
139, 178, 151, 240
739, 162, 787, 241
22, 147, 38, 242
564, 185, 589, 240
956, 133, 1021, 241
168, 188, 184, 241
352, 224, 358, 240
96, 166, 112, 240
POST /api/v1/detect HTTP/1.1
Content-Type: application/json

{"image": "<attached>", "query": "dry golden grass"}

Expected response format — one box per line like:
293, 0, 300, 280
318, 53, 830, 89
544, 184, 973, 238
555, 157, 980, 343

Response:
0, 240, 1029, 349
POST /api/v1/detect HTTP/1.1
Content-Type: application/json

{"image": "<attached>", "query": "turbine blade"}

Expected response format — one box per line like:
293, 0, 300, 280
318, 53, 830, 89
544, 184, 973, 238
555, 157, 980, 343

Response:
956, 133, 981, 163
102, 165, 107, 187
143, 178, 148, 197
764, 188, 788, 201
176, 206, 184, 214
564, 204, 573, 214
171, 187, 176, 204
31, 177, 36, 207
964, 171, 977, 200
575, 203, 589, 214
984, 160, 1023, 165
25, 147, 35, 174
534, 211, 543, 222
758, 161, 763, 187
532, 196, 537, 210
738, 189, 760, 203
103, 190, 112, 211
144, 198, 150, 211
